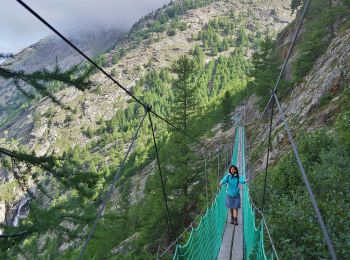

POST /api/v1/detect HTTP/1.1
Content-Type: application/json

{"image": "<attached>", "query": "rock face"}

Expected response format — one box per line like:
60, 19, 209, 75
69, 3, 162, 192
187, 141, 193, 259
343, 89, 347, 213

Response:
0, 168, 10, 184
247, 20, 350, 175
97, 0, 293, 89
285, 28, 350, 125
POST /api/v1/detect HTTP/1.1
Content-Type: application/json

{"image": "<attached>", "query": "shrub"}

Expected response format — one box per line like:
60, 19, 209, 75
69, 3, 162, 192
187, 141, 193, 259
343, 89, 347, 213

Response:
167, 28, 176, 36
179, 22, 188, 31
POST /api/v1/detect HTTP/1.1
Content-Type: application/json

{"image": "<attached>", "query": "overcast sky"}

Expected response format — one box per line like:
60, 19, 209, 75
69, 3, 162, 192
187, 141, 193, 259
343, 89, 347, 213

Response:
0, 0, 171, 54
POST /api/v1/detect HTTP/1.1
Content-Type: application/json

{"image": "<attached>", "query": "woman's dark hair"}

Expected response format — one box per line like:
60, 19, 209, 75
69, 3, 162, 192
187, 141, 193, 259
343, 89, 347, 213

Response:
229, 165, 239, 177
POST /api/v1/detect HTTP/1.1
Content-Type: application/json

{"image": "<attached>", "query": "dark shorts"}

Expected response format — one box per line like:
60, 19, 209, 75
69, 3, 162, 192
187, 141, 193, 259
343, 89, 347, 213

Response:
225, 194, 241, 209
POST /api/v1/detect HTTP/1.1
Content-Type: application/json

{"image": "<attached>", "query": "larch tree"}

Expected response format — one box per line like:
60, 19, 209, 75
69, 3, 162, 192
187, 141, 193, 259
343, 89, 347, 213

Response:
168, 55, 200, 228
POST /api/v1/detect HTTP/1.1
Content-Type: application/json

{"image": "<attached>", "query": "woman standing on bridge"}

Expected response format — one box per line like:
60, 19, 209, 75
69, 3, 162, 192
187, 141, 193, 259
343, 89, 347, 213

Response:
219, 165, 246, 225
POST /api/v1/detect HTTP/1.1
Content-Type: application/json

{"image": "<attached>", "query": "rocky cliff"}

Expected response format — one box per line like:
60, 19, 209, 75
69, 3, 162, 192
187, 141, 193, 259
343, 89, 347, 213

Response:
245, 5, 350, 176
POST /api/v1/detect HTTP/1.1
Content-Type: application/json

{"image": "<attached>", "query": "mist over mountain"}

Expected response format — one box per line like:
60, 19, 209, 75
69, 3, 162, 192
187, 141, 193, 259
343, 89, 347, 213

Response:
0, 0, 171, 53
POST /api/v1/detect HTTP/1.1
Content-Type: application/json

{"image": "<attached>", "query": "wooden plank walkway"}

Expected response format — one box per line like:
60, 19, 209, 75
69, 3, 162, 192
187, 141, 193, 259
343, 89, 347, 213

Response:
218, 126, 244, 260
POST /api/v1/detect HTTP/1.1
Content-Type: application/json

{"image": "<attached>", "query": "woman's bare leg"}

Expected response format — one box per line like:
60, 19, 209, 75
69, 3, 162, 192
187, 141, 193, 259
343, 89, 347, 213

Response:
233, 209, 239, 225
230, 208, 234, 224
233, 209, 238, 218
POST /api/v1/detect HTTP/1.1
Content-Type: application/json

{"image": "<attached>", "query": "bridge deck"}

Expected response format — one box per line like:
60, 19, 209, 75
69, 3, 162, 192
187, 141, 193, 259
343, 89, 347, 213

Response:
218, 126, 244, 260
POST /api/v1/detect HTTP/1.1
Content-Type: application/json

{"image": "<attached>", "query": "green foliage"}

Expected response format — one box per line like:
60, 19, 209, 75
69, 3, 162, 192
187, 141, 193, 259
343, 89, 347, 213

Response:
251, 127, 350, 259
209, 50, 249, 99
111, 68, 117, 77
171, 56, 200, 128
247, 37, 281, 106
98, 54, 109, 67
292, 1, 350, 82
179, 22, 188, 31
236, 26, 248, 47
196, 15, 253, 58
0, 180, 18, 201
0, 143, 103, 254
192, 45, 205, 65
84, 126, 95, 138
112, 48, 126, 65
336, 85, 350, 148
167, 56, 201, 230
0, 58, 102, 257
198, 25, 220, 50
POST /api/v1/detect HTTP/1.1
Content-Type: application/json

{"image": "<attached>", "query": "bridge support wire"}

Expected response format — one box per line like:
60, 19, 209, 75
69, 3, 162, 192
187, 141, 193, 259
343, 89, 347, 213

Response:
273, 93, 337, 260
205, 149, 208, 207
261, 93, 275, 213
148, 109, 174, 238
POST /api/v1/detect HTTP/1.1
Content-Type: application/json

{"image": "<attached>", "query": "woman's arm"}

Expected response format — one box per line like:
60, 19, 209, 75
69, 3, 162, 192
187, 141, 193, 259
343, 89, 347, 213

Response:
239, 176, 247, 184
219, 174, 228, 186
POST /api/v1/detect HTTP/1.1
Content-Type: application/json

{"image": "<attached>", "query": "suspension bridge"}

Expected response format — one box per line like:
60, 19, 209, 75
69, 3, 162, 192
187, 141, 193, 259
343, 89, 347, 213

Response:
170, 122, 278, 260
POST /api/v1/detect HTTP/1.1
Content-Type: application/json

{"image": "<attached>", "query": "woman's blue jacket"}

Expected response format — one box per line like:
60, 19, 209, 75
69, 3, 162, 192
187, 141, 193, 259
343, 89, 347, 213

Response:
220, 173, 246, 197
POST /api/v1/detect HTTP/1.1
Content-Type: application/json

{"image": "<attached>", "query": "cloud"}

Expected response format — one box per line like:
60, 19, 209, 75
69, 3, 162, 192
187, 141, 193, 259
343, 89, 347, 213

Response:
0, 0, 171, 53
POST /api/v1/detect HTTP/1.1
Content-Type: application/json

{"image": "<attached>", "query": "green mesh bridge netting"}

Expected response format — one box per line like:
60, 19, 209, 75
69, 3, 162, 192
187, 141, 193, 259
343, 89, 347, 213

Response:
172, 127, 275, 259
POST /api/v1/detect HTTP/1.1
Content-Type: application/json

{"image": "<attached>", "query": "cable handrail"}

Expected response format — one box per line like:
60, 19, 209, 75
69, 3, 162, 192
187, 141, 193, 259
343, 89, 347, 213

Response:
159, 143, 233, 258
248, 192, 280, 260
158, 197, 211, 258
242, 109, 278, 258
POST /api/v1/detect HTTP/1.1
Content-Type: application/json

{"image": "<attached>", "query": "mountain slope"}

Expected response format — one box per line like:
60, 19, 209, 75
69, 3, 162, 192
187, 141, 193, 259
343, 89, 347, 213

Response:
0, 29, 123, 124
1, 0, 293, 155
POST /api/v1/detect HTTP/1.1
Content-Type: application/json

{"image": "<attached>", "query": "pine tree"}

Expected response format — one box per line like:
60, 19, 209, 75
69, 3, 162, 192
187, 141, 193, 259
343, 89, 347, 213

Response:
236, 26, 248, 46
248, 37, 280, 105
169, 56, 200, 228
171, 56, 199, 131
192, 45, 204, 65
0, 62, 94, 108
221, 91, 234, 131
